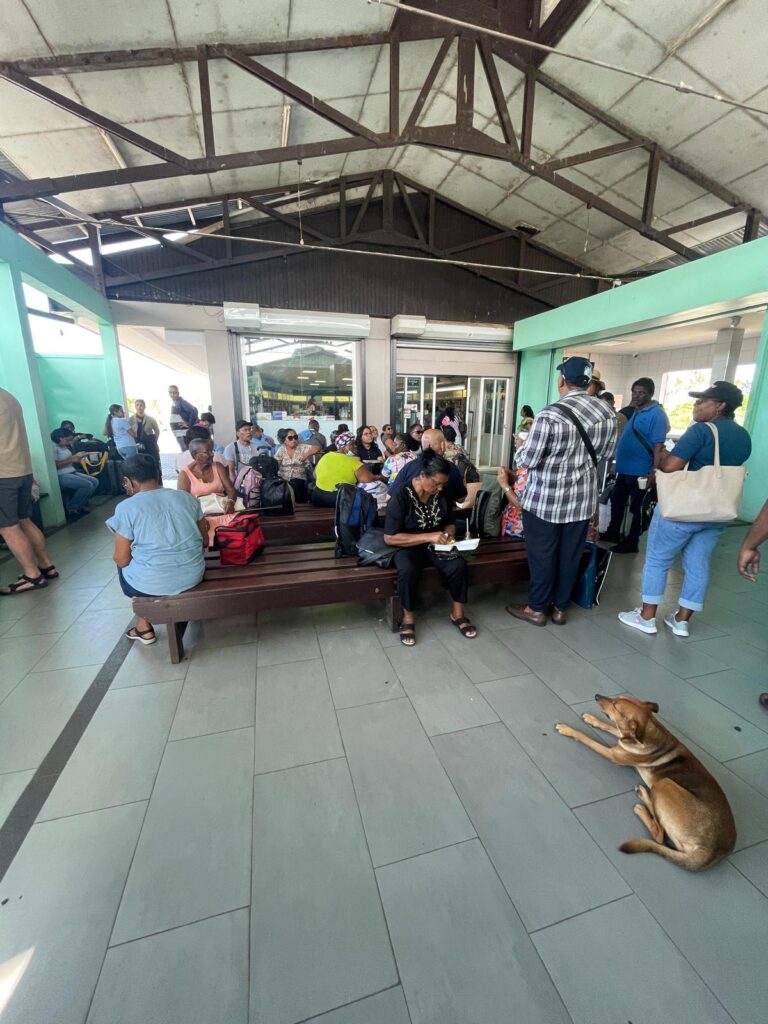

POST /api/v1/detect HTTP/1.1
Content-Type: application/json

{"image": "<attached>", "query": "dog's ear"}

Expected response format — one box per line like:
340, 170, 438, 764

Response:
620, 718, 640, 743
645, 701, 659, 713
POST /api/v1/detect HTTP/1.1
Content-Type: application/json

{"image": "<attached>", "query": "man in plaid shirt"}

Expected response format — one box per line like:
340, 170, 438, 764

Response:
505, 356, 616, 626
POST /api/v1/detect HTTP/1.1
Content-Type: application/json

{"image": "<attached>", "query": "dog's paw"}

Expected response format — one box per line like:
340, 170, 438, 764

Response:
581, 712, 601, 727
555, 723, 574, 737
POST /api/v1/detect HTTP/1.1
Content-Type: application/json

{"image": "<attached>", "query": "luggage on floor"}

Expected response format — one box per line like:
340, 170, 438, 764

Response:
334, 483, 377, 557
214, 510, 266, 565
572, 542, 613, 608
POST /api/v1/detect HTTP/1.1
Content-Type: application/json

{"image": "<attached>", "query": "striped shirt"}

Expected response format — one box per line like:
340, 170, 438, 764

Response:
515, 390, 616, 524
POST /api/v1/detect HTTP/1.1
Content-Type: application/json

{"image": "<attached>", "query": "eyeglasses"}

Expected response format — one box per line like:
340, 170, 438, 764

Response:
413, 429, 424, 436
286, 434, 299, 440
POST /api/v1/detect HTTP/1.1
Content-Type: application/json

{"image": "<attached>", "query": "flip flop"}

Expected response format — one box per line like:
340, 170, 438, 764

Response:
0, 573, 48, 595
450, 615, 477, 639
126, 626, 157, 646
399, 623, 416, 647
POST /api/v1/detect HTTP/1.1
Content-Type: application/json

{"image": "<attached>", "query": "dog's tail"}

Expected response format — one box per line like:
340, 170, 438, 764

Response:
619, 839, 710, 871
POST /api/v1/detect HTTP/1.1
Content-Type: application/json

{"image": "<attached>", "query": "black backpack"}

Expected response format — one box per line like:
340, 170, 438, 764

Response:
250, 454, 294, 516
250, 453, 279, 478
334, 483, 378, 557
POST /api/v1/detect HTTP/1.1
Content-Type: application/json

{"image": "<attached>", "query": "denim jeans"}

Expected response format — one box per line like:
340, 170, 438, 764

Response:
117, 444, 139, 460
641, 508, 726, 611
58, 472, 100, 513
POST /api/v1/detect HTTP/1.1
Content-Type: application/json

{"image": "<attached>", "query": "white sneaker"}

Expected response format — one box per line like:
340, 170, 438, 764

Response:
618, 608, 657, 634
664, 612, 689, 637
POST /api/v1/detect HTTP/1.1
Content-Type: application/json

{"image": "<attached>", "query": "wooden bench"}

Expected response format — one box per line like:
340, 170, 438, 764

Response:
259, 504, 335, 542
134, 538, 530, 663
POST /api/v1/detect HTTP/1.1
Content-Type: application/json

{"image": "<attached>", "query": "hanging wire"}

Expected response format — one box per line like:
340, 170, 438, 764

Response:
368, 0, 768, 117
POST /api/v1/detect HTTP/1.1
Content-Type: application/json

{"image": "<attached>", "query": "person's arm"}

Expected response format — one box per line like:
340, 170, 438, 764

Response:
738, 499, 768, 581
197, 517, 210, 547
450, 464, 467, 502
383, 490, 449, 547
354, 464, 377, 484
299, 445, 321, 461
177, 468, 192, 493
55, 449, 85, 469
657, 423, 699, 473
216, 463, 238, 503
516, 413, 550, 469
112, 533, 132, 568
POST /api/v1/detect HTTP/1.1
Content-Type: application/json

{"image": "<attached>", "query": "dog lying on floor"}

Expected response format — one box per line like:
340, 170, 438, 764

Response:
555, 695, 736, 872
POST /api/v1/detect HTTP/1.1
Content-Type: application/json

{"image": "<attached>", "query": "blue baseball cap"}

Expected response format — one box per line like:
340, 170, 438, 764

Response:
557, 355, 593, 386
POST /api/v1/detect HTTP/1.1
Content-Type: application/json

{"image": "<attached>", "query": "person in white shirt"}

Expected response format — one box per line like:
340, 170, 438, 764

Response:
50, 427, 100, 518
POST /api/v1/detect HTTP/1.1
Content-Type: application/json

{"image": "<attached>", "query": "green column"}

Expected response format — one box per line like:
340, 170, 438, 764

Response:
99, 318, 126, 404
0, 261, 65, 527
742, 321, 768, 521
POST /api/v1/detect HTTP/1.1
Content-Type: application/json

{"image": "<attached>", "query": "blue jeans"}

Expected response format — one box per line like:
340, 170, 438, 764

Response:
117, 444, 139, 460
58, 472, 100, 513
642, 508, 726, 612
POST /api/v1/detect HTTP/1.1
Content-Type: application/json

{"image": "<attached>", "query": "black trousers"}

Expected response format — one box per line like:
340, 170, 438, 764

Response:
608, 473, 643, 543
311, 486, 337, 508
393, 546, 468, 612
522, 510, 589, 612
288, 478, 309, 504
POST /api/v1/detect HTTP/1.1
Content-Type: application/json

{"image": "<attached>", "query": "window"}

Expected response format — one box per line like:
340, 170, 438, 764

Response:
660, 363, 756, 430
240, 337, 355, 436
24, 284, 103, 356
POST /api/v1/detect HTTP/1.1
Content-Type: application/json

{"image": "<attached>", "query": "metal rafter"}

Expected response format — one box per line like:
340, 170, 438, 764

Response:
1, 24, 761, 271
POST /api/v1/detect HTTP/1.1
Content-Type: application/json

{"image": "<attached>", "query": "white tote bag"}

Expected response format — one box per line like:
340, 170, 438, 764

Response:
655, 421, 746, 523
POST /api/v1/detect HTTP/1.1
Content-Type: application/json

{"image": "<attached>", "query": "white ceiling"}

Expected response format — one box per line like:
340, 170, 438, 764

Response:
1, 0, 767, 275
569, 306, 766, 354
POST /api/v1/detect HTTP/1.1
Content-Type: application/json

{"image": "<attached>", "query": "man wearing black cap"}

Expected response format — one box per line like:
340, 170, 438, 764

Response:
505, 355, 616, 626
603, 376, 669, 553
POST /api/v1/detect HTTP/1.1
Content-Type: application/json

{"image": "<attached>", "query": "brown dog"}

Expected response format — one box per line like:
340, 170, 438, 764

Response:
556, 695, 736, 871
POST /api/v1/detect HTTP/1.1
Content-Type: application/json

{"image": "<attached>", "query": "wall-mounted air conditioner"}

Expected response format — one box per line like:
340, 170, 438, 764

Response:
224, 303, 370, 339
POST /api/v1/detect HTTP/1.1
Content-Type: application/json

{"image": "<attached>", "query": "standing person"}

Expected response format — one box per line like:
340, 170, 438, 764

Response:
619, 381, 751, 637
586, 370, 605, 397
603, 377, 669, 553
273, 431, 321, 503
738, 497, 768, 711
168, 384, 198, 451
600, 392, 627, 440
107, 454, 207, 646
517, 405, 535, 432
130, 399, 160, 463
0, 387, 57, 595
105, 404, 138, 460
506, 356, 616, 627
299, 418, 327, 451
51, 427, 100, 518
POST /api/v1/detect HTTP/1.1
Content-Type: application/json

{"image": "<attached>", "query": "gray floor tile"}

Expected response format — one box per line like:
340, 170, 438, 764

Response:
594, 654, 768, 760
691, 635, 768, 672
3, 587, 104, 636
376, 840, 571, 1024
32, 606, 130, 672
731, 840, 768, 898
253, 659, 343, 773
532, 895, 733, 1024
111, 728, 253, 944
184, 613, 259, 653
0, 632, 62, 702
426, 617, 531, 683
256, 621, 321, 667
478, 675, 635, 807
689, 669, 768, 733
111, 631, 189, 688
550, 617, 637, 661
576, 792, 768, 1024
640, 627, 731, 678
169, 644, 256, 741
0, 769, 34, 824
38, 680, 182, 821
726, 748, 768, 798
301, 987, 410, 1024
320, 628, 405, 708
251, 759, 397, 1024
0, 665, 99, 773
386, 641, 498, 735
63, 556, 118, 589
495, 628, 623, 704
0, 803, 145, 1024
313, 600, 384, 632
374, 618, 436, 647
338, 699, 475, 866
433, 723, 630, 930
87, 909, 249, 1024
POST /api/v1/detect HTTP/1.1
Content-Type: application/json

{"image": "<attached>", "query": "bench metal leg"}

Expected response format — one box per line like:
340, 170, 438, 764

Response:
167, 621, 188, 664
387, 595, 402, 633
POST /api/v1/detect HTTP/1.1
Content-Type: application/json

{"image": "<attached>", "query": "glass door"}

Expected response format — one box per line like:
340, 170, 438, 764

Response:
467, 377, 510, 467
395, 375, 437, 433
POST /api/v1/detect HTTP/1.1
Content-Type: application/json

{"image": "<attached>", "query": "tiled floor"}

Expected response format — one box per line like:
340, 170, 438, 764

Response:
1, 507, 767, 1024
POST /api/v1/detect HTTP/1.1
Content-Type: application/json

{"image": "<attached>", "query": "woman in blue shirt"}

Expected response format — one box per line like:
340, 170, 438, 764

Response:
105, 403, 138, 460
619, 381, 751, 638
106, 454, 208, 645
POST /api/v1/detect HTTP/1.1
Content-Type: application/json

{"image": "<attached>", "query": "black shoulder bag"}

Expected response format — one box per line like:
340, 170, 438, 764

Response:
556, 403, 598, 469
631, 419, 655, 459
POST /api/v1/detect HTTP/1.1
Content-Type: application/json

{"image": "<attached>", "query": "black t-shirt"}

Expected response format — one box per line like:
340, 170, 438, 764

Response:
384, 482, 455, 536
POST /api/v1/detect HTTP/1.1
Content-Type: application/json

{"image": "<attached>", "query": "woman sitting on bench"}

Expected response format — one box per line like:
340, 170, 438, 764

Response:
383, 450, 478, 647
107, 454, 208, 646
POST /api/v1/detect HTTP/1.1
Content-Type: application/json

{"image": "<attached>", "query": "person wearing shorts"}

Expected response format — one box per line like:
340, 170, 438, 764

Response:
0, 387, 57, 595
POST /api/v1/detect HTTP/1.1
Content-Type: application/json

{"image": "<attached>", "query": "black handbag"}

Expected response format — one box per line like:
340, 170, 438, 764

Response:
356, 527, 398, 568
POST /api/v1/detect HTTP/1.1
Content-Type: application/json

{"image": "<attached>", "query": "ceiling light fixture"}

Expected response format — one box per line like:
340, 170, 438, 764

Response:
280, 103, 292, 148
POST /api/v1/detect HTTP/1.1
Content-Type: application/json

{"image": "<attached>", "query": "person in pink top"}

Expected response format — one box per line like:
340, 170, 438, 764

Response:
177, 437, 238, 533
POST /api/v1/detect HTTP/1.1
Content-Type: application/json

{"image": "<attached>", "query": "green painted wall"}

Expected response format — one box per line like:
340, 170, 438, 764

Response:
742, 317, 768, 520
0, 222, 121, 527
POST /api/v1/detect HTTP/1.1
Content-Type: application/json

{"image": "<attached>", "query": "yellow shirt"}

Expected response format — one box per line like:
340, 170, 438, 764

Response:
0, 388, 33, 478
315, 452, 362, 491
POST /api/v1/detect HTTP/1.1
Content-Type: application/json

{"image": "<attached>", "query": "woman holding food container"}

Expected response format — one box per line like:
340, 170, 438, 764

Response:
383, 449, 478, 646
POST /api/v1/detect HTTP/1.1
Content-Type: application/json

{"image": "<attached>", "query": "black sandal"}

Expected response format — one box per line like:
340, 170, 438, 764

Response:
399, 623, 416, 647
450, 615, 477, 639
38, 565, 59, 580
126, 626, 157, 646
0, 573, 48, 595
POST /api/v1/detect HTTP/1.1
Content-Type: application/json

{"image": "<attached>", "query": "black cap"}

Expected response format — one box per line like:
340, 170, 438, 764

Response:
557, 355, 593, 385
688, 380, 743, 409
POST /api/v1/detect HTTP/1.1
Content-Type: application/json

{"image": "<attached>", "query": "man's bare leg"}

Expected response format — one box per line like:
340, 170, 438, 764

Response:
0, 523, 40, 578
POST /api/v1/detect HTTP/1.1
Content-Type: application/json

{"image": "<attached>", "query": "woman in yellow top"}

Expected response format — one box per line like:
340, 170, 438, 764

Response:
311, 432, 376, 506
517, 405, 535, 433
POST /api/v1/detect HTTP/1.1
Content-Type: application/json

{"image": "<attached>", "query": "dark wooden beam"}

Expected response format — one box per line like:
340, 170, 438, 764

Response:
394, 174, 426, 244
659, 205, 745, 238
456, 34, 475, 131
389, 33, 400, 137
197, 46, 215, 158
404, 32, 455, 133
221, 199, 232, 258
86, 225, 106, 295
540, 139, 643, 174
642, 146, 660, 226
478, 38, 519, 151
521, 71, 535, 158
744, 208, 761, 243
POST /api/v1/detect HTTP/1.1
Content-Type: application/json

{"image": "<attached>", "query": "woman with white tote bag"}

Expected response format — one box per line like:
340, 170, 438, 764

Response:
618, 381, 751, 638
